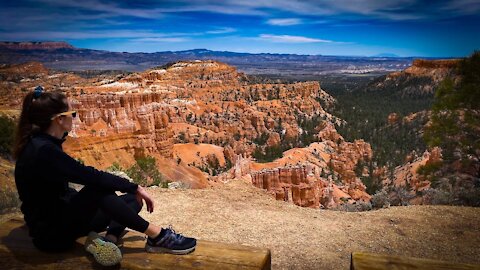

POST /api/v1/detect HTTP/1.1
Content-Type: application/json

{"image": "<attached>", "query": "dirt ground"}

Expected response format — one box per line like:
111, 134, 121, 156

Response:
3, 179, 480, 269
140, 179, 480, 269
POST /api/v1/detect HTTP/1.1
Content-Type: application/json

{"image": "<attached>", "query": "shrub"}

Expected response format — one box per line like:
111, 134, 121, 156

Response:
0, 115, 15, 158
167, 181, 190, 189
416, 161, 443, 176
177, 132, 186, 143
253, 132, 269, 145
454, 187, 480, 206
389, 186, 415, 206
125, 156, 166, 187
422, 185, 480, 206
0, 188, 20, 214
371, 189, 390, 208
422, 188, 453, 205
233, 133, 241, 141
126, 164, 147, 186
107, 162, 124, 172
252, 145, 283, 163
371, 186, 415, 208
76, 158, 85, 165
206, 154, 220, 171
331, 201, 372, 212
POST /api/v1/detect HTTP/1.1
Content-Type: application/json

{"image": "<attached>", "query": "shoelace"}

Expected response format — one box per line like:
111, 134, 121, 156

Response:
166, 225, 186, 242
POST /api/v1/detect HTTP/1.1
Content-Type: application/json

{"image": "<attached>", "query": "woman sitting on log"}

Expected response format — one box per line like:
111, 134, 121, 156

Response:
13, 86, 196, 265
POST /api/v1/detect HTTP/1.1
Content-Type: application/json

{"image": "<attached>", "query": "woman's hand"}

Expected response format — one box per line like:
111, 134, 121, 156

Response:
136, 185, 154, 213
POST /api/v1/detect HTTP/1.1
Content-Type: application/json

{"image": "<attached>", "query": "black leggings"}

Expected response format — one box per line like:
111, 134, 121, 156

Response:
33, 186, 150, 252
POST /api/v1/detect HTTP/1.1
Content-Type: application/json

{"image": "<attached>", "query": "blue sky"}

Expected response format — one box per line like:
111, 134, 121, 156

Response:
1, 0, 479, 57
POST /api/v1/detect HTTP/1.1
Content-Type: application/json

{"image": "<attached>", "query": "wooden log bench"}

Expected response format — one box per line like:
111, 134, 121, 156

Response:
351, 252, 480, 270
0, 218, 271, 269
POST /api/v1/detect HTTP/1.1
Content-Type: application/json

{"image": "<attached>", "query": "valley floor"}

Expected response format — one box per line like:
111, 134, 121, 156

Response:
2, 179, 480, 269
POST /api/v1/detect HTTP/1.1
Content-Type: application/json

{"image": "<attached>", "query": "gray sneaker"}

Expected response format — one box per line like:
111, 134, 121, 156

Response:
145, 226, 196, 254
85, 231, 122, 266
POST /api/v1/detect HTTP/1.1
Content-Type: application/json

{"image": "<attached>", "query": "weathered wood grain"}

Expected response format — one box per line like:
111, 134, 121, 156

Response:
0, 218, 271, 269
351, 252, 480, 270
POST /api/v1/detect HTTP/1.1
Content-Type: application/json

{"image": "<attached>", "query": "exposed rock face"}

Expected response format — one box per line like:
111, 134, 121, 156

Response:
266, 132, 281, 147
317, 121, 343, 142
1, 60, 374, 199
251, 165, 321, 208
406, 59, 459, 75
63, 133, 140, 169
0, 62, 51, 106
329, 139, 372, 185
101, 61, 341, 163
392, 59, 459, 83
251, 163, 371, 209
368, 58, 460, 97
0, 62, 87, 107
0, 62, 49, 77
393, 148, 442, 192
246, 123, 372, 209
70, 93, 175, 158
2, 61, 338, 161
395, 145, 479, 203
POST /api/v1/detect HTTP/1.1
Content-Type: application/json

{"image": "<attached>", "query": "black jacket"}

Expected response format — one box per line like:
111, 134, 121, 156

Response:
14, 132, 138, 237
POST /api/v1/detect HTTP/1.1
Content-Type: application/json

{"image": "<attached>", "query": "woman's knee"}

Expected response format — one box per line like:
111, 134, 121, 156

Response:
68, 186, 115, 214
122, 193, 143, 213
134, 198, 143, 213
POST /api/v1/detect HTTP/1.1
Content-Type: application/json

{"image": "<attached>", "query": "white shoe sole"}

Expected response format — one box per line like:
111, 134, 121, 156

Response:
86, 238, 122, 266
145, 244, 196, 255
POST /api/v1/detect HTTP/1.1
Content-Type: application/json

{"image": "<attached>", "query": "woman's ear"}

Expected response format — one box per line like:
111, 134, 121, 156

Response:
52, 116, 61, 124
52, 115, 65, 127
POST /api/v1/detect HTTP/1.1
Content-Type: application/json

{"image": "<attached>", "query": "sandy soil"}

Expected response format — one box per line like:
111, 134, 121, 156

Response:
140, 179, 480, 269
2, 178, 479, 269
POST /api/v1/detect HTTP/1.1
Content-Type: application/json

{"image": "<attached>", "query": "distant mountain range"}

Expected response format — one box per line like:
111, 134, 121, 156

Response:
0, 41, 416, 76
372, 53, 400, 58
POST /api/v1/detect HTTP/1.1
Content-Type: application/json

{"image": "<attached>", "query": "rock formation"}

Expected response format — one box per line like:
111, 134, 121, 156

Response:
1, 60, 374, 201
238, 123, 373, 209
252, 165, 320, 207
250, 161, 371, 209
393, 147, 442, 192
368, 58, 460, 97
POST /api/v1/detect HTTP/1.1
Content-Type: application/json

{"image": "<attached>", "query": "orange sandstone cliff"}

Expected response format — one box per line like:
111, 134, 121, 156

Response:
1, 60, 374, 208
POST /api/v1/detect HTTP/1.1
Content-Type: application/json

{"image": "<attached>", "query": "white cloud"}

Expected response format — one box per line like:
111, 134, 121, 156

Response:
259, 34, 334, 43
162, 0, 416, 19
166, 0, 475, 21
442, 0, 480, 15
266, 18, 303, 26
206, 27, 237, 34
14, 0, 474, 24
37, 0, 166, 19
0, 30, 188, 40
135, 37, 189, 42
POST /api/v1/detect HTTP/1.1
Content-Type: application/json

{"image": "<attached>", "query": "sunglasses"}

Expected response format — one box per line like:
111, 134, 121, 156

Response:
51, 110, 77, 120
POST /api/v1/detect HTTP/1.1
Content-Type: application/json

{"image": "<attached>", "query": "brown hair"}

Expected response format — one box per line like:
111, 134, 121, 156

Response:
13, 90, 68, 159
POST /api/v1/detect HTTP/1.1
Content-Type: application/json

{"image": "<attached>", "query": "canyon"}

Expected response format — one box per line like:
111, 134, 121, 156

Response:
1, 55, 474, 209
366, 58, 459, 97
1, 60, 375, 209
